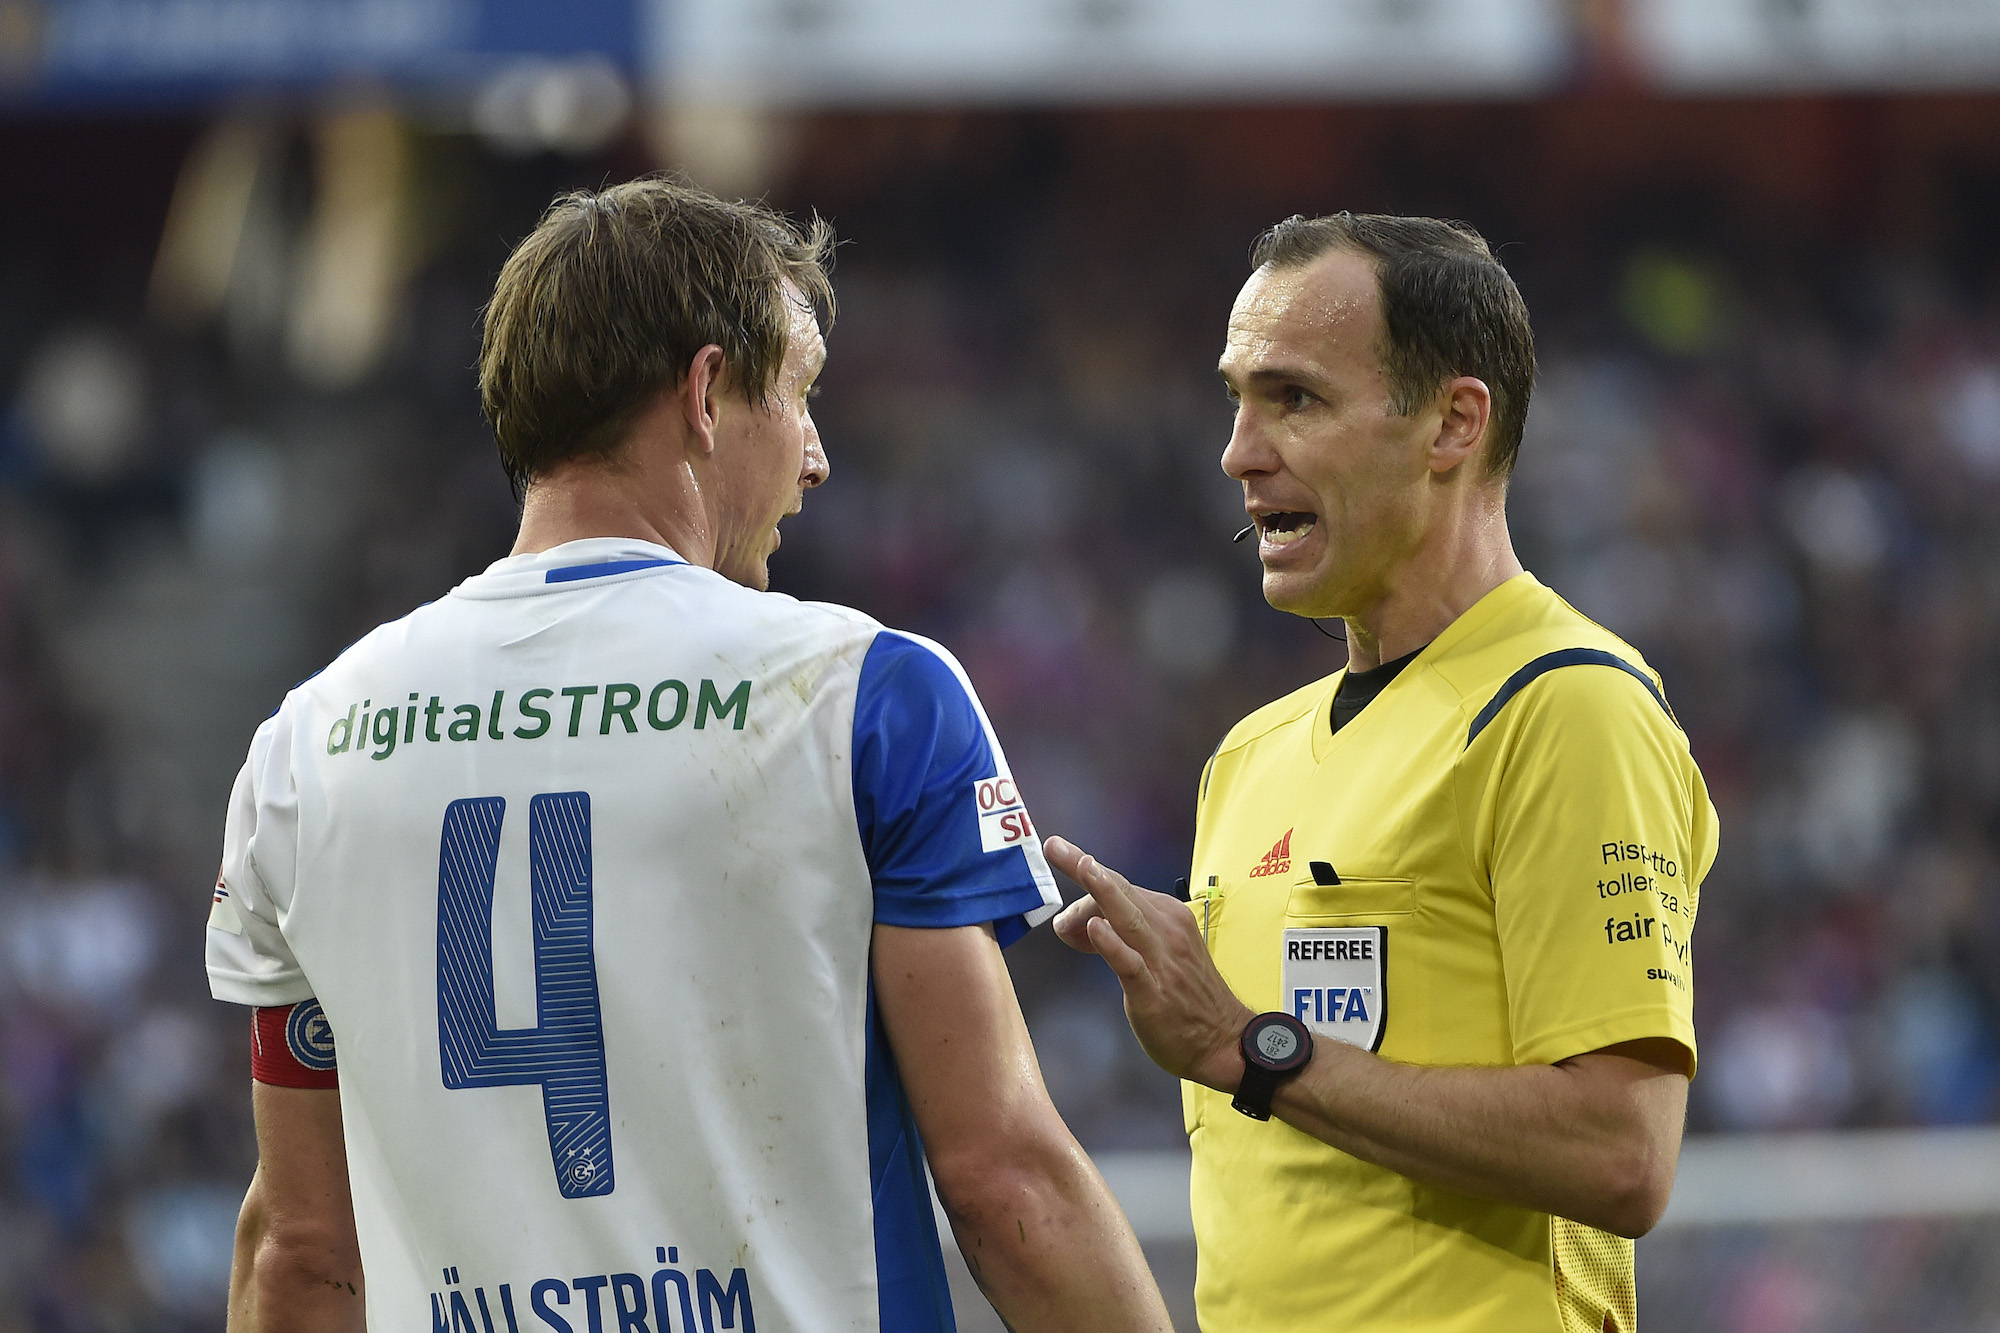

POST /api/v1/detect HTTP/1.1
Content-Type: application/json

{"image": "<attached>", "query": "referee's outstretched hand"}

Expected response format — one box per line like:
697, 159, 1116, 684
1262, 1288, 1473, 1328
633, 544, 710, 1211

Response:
1045, 836, 1254, 1092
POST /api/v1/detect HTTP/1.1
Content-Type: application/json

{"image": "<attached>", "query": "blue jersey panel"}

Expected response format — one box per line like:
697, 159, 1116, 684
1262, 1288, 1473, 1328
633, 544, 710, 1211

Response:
865, 984, 957, 1333
852, 632, 1050, 936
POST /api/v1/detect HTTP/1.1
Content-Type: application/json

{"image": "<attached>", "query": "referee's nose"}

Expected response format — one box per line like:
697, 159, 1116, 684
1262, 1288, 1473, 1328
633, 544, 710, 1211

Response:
1221, 409, 1276, 483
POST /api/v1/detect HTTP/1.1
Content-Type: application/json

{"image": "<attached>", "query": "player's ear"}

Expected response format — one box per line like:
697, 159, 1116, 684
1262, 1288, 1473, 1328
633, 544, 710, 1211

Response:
1428, 375, 1491, 476
683, 344, 728, 457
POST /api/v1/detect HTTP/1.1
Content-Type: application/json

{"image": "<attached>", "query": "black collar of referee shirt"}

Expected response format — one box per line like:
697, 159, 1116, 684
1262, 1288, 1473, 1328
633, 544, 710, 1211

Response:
1331, 644, 1427, 736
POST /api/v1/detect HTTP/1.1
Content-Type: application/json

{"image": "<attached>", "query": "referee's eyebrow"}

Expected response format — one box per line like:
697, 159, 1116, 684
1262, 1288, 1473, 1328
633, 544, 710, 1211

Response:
1224, 364, 1334, 393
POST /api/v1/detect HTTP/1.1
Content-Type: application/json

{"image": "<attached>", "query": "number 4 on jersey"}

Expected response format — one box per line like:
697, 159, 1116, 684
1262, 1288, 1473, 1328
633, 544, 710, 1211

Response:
436, 793, 615, 1199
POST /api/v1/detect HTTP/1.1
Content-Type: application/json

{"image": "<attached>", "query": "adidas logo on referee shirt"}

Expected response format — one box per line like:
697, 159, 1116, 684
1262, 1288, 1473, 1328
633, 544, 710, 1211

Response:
1248, 828, 1293, 878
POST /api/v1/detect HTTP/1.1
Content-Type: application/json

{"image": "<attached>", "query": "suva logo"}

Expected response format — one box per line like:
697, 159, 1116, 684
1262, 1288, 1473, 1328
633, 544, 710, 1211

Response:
975, 776, 1035, 853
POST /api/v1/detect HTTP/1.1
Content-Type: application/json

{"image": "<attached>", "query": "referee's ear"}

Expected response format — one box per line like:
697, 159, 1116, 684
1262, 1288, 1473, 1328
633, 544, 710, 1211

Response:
1427, 375, 1492, 478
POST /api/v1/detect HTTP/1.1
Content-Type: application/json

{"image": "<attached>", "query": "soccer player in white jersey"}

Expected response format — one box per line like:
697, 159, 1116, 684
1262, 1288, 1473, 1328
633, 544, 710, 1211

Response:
207, 178, 1171, 1333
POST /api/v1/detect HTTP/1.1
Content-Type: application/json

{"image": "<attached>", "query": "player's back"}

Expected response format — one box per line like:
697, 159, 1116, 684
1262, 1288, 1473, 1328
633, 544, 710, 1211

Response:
212, 538, 945, 1331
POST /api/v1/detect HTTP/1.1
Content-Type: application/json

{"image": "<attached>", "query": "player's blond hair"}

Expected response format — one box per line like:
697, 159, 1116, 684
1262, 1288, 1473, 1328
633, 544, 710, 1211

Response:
480, 176, 835, 496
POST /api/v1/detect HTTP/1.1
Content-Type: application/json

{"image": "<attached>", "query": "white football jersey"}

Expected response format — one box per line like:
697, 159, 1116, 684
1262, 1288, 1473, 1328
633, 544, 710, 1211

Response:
206, 537, 1061, 1333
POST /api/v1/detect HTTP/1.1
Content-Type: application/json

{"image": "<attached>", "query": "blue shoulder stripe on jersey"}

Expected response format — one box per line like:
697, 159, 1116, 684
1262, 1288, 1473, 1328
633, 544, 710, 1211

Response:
852, 632, 1050, 940
1466, 648, 1676, 749
544, 558, 679, 583
864, 982, 956, 1333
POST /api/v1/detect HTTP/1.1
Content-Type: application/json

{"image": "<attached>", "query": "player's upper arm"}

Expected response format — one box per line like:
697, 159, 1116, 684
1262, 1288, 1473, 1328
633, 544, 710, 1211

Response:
851, 630, 1059, 943
871, 922, 1073, 1193
1476, 660, 1716, 1072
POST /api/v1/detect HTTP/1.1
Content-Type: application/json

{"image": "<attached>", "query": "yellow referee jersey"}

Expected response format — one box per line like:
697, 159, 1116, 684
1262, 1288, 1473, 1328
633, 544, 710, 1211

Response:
1185, 572, 1718, 1333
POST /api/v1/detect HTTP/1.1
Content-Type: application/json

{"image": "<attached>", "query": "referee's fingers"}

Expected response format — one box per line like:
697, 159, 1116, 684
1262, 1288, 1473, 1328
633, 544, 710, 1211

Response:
1086, 913, 1149, 984
1045, 837, 1151, 945
1052, 897, 1105, 954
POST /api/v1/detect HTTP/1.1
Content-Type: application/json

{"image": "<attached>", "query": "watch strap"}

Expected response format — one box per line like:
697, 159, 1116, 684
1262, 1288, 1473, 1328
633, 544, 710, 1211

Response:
1231, 1063, 1281, 1120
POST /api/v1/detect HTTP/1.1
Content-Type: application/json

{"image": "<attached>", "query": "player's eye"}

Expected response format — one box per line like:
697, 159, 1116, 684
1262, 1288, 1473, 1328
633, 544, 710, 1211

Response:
1279, 385, 1316, 411
805, 382, 822, 401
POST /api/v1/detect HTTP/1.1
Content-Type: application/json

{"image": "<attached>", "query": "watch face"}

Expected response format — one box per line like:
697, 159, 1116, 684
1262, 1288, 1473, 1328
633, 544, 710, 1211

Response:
1244, 1013, 1312, 1073
1256, 1025, 1300, 1063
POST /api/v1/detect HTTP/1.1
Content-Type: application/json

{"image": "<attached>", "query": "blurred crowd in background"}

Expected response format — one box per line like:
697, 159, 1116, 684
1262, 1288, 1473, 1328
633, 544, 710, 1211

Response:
2, 95, 2000, 1329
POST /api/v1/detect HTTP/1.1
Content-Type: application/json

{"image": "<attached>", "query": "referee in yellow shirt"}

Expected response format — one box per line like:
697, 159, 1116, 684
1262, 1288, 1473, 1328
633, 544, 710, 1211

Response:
1046, 212, 1717, 1333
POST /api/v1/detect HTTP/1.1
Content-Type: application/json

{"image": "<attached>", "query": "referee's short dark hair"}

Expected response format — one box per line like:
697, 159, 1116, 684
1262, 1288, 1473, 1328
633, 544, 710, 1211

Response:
1251, 213, 1536, 478
480, 176, 835, 497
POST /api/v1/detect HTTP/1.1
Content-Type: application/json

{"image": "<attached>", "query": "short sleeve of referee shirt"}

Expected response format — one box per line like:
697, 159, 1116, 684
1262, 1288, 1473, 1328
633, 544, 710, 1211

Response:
206, 706, 316, 1008
851, 630, 1062, 946
1477, 661, 1718, 1073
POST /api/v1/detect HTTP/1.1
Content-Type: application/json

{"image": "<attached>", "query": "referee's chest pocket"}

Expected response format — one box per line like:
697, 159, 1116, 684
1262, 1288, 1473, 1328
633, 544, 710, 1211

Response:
1284, 875, 1416, 923
1280, 876, 1412, 1055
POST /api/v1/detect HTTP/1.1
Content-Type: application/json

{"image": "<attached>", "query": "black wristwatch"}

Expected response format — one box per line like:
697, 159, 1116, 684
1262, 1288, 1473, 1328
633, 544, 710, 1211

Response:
1232, 1011, 1314, 1120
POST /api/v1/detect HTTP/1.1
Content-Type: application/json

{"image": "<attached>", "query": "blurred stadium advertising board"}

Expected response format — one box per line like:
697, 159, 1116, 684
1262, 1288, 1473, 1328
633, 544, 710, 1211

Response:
659, 0, 1569, 105
1629, 0, 2000, 93
961, 1131, 2000, 1246
661, 0, 2000, 105
12, 0, 2000, 108
0, 0, 638, 106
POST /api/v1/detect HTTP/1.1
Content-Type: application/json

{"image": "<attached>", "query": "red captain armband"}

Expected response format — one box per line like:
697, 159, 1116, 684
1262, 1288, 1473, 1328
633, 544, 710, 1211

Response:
251, 1001, 339, 1089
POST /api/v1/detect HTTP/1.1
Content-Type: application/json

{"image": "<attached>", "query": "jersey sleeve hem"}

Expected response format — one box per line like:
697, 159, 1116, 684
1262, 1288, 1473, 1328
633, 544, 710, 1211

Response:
207, 967, 317, 1009
1512, 1007, 1698, 1075
874, 883, 1056, 936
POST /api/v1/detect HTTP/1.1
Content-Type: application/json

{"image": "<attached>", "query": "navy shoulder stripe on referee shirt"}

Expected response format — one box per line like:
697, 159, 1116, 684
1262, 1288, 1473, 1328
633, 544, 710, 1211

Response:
1466, 648, 1677, 749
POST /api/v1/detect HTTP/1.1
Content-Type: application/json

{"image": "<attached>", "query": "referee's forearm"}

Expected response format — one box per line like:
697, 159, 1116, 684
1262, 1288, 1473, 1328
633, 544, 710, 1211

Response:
1264, 1040, 1684, 1237
934, 1132, 1171, 1332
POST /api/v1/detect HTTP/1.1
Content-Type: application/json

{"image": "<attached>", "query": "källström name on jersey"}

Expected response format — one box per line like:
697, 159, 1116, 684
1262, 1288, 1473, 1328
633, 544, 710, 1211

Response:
327, 679, 753, 760
429, 1246, 753, 1333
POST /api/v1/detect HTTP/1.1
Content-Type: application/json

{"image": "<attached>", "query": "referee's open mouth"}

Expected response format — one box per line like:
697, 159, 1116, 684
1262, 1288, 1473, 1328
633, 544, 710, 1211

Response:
1256, 511, 1318, 553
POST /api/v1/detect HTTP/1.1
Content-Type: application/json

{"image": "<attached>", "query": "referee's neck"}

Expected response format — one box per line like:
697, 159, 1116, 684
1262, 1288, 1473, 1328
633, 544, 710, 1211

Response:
1339, 512, 1522, 671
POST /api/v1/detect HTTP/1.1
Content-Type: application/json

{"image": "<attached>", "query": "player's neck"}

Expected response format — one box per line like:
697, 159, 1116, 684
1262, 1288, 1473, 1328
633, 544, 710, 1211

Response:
511, 458, 712, 566
512, 394, 736, 565
1340, 499, 1521, 671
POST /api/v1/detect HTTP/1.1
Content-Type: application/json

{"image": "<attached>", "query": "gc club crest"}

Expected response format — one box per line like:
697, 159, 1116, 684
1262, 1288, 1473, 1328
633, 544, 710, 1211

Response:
285, 998, 338, 1071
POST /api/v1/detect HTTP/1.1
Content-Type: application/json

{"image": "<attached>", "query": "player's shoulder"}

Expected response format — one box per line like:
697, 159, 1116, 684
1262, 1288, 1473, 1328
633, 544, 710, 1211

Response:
282, 599, 440, 708
842, 623, 989, 727
235, 605, 428, 777
786, 594, 893, 643
715, 595, 981, 718
762, 594, 945, 672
